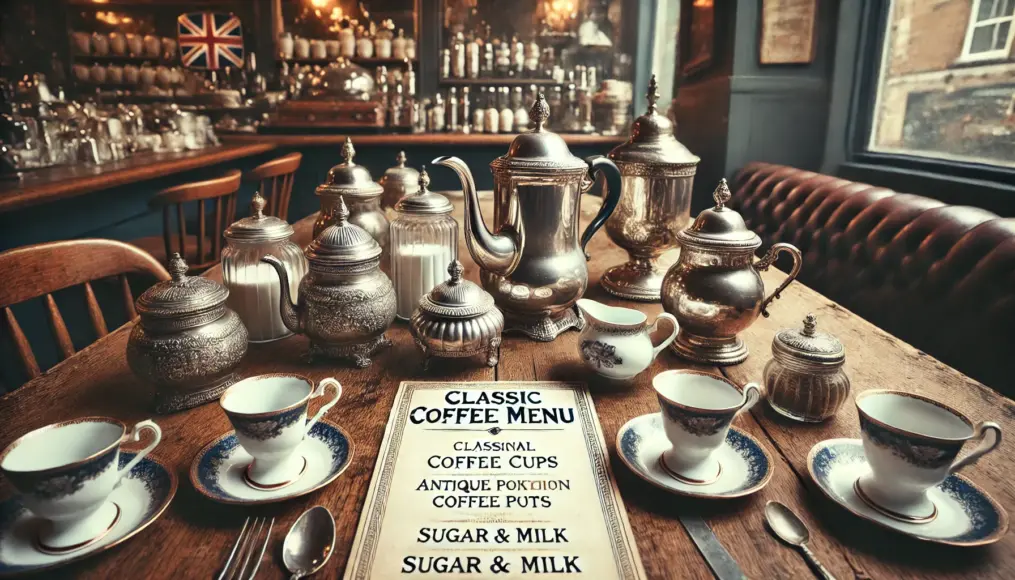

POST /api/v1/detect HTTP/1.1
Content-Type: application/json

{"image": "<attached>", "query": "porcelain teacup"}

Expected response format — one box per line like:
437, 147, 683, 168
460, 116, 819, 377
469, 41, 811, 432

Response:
653, 370, 761, 484
0, 417, 162, 553
576, 299, 679, 380
220, 374, 342, 490
854, 390, 1002, 522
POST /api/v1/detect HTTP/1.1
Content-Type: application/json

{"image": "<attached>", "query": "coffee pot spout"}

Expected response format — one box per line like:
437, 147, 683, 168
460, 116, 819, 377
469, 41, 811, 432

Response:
261, 254, 303, 334
432, 155, 520, 276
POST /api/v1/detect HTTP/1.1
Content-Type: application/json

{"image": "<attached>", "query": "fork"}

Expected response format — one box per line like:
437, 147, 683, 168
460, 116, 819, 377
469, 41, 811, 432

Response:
218, 516, 275, 580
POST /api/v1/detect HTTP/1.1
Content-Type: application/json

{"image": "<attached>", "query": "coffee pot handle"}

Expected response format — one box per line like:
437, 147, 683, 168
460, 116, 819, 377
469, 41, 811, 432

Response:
116, 419, 162, 485
580, 155, 622, 261
305, 378, 343, 437
755, 242, 803, 317
950, 421, 1002, 474
649, 313, 680, 360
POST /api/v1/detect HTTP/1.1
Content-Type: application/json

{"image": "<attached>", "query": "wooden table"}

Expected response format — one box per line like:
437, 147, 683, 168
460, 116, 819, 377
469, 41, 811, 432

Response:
1, 197, 1013, 579
0, 143, 276, 214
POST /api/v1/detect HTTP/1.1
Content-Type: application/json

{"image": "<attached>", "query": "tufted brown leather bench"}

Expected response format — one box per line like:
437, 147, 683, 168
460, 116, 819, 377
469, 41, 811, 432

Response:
731, 162, 1015, 396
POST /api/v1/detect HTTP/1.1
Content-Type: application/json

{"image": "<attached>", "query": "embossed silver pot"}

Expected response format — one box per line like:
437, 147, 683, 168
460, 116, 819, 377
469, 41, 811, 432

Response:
314, 137, 389, 249
127, 253, 248, 413
661, 180, 802, 365
263, 196, 395, 367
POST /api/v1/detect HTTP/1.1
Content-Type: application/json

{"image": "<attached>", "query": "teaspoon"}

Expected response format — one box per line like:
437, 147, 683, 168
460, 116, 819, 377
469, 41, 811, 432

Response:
283, 506, 336, 580
764, 501, 837, 580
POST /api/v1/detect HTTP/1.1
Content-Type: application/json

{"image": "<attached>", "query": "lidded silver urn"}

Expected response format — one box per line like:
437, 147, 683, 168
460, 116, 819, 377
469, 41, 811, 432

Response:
314, 137, 389, 248
661, 180, 802, 365
263, 196, 396, 367
434, 93, 622, 341
379, 150, 420, 210
603, 74, 699, 301
127, 253, 248, 413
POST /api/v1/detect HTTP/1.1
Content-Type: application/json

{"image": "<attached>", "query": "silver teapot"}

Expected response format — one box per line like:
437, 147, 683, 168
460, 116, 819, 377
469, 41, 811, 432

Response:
262, 196, 395, 367
661, 179, 802, 365
434, 94, 622, 341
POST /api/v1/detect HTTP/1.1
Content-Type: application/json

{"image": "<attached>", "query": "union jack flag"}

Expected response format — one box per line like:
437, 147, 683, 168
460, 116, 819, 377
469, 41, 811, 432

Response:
177, 12, 244, 70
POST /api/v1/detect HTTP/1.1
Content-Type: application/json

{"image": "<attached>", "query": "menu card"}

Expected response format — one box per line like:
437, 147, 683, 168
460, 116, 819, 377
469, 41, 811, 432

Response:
344, 381, 645, 579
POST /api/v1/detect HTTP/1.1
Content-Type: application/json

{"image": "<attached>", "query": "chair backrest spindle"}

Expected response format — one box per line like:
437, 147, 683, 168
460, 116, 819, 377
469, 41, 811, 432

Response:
245, 153, 302, 221
149, 170, 242, 272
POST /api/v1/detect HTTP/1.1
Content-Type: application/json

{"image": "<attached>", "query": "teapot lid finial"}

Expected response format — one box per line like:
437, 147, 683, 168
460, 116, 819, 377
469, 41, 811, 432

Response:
802, 314, 817, 336
341, 137, 356, 165
250, 192, 266, 219
396, 150, 407, 167
713, 178, 732, 210
646, 74, 659, 114
168, 253, 189, 282
417, 164, 430, 191
448, 259, 464, 282
531, 93, 550, 131
337, 195, 350, 225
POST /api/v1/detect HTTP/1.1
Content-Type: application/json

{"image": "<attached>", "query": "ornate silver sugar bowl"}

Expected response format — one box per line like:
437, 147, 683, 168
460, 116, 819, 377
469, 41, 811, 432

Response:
127, 253, 248, 413
661, 180, 802, 365
314, 137, 389, 248
410, 260, 505, 370
434, 93, 622, 342
379, 150, 420, 210
603, 75, 699, 302
765, 314, 850, 422
263, 196, 395, 367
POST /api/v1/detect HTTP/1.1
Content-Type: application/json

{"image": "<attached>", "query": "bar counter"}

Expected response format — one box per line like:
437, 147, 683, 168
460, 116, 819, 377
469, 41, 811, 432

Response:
218, 132, 628, 147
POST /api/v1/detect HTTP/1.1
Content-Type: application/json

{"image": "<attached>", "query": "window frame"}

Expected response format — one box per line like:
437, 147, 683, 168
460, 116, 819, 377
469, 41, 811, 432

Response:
958, 0, 1015, 63
845, 0, 1015, 185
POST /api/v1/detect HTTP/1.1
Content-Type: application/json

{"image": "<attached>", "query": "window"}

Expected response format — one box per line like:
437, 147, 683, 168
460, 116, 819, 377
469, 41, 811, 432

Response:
960, 0, 1015, 62
867, 0, 1015, 169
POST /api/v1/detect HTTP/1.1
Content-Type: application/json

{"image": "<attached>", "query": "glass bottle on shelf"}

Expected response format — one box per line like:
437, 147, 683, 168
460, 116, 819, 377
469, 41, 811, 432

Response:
405, 34, 417, 60
375, 19, 394, 59
405, 60, 417, 97
495, 40, 511, 78
432, 92, 446, 132
466, 33, 480, 79
392, 28, 407, 60
483, 43, 495, 77
391, 82, 405, 127
472, 87, 486, 134
356, 24, 374, 58
448, 87, 460, 132
376, 66, 390, 125
390, 168, 458, 320
484, 88, 499, 134
340, 19, 356, 57
498, 87, 514, 133
525, 37, 540, 75
462, 86, 472, 134
512, 36, 524, 78
512, 86, 529, 131
452, 32, 466, 78
441, 48, 451, 79
548, 86, 563, 130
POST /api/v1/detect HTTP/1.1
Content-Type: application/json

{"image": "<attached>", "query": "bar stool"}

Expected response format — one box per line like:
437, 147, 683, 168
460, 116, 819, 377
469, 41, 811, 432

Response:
131, 170, 241, 272
244, 152, 302, 221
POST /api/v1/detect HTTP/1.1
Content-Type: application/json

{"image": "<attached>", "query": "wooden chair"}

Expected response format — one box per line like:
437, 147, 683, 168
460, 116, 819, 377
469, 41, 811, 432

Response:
0, 239, 170, 382
244, 152, 302, 221
131, 170, 242, 272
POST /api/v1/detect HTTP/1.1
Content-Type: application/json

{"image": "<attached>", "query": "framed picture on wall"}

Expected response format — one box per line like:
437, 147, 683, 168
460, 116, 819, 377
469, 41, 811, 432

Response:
759, 0, 817, 65
679, 0, 715, 77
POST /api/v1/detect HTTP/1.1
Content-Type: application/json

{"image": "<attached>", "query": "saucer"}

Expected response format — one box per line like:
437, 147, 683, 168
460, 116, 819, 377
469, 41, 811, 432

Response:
0, 453, 176, 577
190, 420, 353, 505
808, 439, 1009, 546
617, 413, 773, 498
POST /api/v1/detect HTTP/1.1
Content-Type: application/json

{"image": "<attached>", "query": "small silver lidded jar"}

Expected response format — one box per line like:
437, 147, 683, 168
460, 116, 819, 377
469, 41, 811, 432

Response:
315, 137, 389, 249
603, 74, 699, 302
379, 150, 420, 210
127, 253, 248, 413
410, 260, 504, 370
765, 314, 850, 422
222, 192, 308, 343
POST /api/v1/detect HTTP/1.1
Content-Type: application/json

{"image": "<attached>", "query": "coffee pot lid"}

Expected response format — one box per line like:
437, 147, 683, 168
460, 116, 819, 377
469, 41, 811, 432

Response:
306, 196, 382, 264
224, 192, 294, 243
380, 151, 421, 192
609, 75, 700, 167
491, 94, 588, 173
678, 179, 761, 248
772, 314, 845, 365
136, 253, 228, 318
316, 137, 384, 198
395, 166, 453, 215
419, 260, 496, 318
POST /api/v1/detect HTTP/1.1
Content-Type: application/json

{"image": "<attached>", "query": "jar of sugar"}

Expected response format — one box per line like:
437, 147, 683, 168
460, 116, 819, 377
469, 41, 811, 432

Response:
390, 167, 458, 320
222, 192, 308, 343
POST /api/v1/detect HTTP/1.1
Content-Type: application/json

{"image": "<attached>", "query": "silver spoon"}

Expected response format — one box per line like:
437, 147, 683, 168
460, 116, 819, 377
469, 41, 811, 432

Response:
283, 506, 336, 580
764, 501, 837, 580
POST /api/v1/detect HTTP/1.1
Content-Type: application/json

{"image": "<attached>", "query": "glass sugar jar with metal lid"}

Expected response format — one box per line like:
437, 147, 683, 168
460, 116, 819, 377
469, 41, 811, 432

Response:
222, 192, 308, 343
764, 314, 850, 423
410, 260, 504, 370
390, 167, 458, 319
603, 74, 700, 302
379, 150, 420, 210
314, 137, 389, 249
127, 253, 248, 413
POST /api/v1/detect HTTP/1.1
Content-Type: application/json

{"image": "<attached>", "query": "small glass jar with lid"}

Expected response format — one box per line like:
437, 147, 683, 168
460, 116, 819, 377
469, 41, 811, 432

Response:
222, 192, 308, 343
764, 314, 850, 423
390, 167, 458, 319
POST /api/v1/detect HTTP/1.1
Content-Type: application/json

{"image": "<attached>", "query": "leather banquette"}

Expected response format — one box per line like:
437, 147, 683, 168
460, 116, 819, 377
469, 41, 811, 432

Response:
730, 162, 1015, 396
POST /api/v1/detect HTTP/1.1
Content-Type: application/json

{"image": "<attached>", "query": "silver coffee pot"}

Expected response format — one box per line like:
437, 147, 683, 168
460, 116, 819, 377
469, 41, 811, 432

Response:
434, 94, 622, 341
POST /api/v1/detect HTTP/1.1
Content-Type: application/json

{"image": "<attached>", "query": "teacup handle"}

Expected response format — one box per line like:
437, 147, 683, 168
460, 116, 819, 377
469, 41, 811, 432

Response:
116, 419, 162, 485
305, 378, 343, 437
735, 383, 763, 416
649, 313, 680, 360
949, 421, 1002, 474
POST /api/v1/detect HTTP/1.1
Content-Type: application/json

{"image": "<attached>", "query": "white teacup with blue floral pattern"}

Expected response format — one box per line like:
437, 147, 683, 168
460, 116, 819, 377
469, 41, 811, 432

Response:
653, 370, 761, 485
220, 374, 342, 490
0, 417, 162, 553
855, 390, 1002, 522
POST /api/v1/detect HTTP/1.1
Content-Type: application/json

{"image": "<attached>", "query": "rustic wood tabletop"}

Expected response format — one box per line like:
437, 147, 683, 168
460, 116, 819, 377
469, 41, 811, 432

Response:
1, 196, 1011, 579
